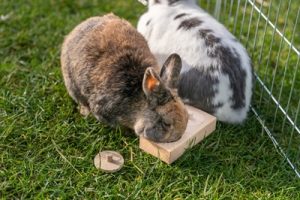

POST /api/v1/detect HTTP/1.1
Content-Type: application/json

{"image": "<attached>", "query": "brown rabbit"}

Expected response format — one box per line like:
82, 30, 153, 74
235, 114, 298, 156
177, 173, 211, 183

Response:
61, 14, 188, 142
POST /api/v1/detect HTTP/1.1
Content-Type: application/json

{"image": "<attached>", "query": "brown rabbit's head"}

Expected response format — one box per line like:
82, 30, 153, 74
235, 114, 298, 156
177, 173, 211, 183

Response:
135, 54, 188, 143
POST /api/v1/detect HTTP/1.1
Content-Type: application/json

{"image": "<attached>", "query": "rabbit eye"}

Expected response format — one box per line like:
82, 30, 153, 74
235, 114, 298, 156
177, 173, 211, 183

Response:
162, 121, 171, 129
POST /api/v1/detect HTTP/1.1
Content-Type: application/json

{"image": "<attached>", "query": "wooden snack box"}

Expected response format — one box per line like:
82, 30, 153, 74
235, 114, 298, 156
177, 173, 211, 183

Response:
139, 105, 217, 164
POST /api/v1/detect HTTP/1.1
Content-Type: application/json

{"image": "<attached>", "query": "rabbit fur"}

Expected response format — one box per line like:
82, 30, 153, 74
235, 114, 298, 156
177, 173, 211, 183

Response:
61, 14, 188, 142
137, 0, 254, 123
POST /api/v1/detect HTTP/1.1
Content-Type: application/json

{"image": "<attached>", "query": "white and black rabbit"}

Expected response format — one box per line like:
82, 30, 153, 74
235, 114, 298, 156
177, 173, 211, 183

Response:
61, 14, 188, 142
137, 0, 253, 123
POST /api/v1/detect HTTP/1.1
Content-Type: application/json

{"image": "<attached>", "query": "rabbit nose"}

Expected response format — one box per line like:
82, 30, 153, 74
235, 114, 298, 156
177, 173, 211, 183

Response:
144, 127, 161, 142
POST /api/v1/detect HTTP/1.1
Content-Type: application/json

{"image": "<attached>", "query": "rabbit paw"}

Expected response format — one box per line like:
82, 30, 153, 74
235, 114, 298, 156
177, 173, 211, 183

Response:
79, 105, 90, 117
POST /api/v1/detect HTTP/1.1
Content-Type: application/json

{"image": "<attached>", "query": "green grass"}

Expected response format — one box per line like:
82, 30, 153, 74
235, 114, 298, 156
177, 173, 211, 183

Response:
1, 0, 300, 199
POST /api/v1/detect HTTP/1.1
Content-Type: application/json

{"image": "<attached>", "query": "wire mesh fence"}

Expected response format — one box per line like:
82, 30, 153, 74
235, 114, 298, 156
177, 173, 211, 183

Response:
201, 0, 300, 178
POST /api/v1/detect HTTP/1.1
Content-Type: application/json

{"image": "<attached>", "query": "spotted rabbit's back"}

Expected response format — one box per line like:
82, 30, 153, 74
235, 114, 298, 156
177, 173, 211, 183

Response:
137, 0, 253, 123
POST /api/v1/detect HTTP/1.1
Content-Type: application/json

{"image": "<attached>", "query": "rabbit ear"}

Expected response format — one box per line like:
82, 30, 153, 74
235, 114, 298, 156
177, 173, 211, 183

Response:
143, 67, 172, 106
143, 67, 161, 96
160, 53, 182, 89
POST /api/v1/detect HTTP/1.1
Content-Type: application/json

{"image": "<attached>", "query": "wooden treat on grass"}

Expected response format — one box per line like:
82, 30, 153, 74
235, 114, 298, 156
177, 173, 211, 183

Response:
94, 150, 124, 172
139, 105, 217, 164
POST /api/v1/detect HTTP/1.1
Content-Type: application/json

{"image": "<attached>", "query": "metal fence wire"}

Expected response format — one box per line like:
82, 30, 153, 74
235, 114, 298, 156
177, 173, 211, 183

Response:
200, 0, 300, 178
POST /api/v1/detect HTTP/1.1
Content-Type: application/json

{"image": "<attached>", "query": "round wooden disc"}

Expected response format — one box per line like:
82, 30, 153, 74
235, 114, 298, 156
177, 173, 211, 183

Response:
94, 150, 124, 172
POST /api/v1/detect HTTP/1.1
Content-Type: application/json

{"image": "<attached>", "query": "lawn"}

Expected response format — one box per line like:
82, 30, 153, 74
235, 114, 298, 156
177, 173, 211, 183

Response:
1, 0, 300, 199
